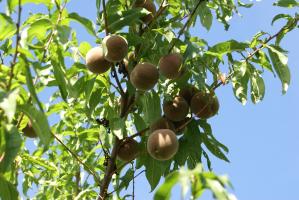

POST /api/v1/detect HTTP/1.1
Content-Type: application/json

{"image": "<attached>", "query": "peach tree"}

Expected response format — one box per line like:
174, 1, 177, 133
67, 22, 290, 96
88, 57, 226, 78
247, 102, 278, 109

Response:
0, 0, 298, 199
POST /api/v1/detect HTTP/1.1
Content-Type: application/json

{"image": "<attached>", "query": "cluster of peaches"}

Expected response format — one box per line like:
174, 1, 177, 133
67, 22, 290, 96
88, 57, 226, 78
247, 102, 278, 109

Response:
86, 32, 219, 162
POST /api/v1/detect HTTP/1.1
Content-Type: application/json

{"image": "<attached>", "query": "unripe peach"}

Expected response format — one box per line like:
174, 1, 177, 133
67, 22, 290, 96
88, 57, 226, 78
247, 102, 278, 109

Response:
102, 35, 128, 62
86, 47, 111, 74
147, 129, 178, 161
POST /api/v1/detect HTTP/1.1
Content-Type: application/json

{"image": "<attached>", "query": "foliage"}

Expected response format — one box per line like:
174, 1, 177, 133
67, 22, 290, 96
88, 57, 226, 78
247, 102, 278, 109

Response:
0, 0, 298, 199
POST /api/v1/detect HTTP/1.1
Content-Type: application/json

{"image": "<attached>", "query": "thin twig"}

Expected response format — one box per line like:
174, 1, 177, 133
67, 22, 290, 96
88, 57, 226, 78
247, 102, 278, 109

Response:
246, 16, 299, 62
126, 127, 149, 141
111, 66, 125, 97
0, 52, 4, 64
106, 170, 145, 196
51, 132, 102, 186
168, 0, 207, 53
7, 0, 22, 90
100, 74, 122, 94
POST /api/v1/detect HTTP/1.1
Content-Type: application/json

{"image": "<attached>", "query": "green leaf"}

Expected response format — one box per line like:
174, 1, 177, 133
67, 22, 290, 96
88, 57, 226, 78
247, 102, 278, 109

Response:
232, 62, 250, 105
68, 12, 96, 36
174, 120, 202, 168
267, 45, 291, 94
198, 3, 213, 31
251, 51, 273, 72
0, 13, 16, 41
0, 89, 19, 123
27, 18, 52, 42
79, 42, 92, 57
206, 40, 248, 60
202, 134, 229, 162
0, 175, 19, 200
22, 57, 44, 112
238, 0, 254, 8
141, 91, 161, 124
250, 31, 267, 48
271, 14, 292, 25
108, 8, 148, 32
7, 0, 52, 11
154, 171, 180, 200
0, 127, 5, 164
0, 126, 22, 173
133, 113, 147, 132
273, 0, 299, 8
250, 71, 265, 104
21, 153, 57, 171
56, 25, 71, 44
140, 154, 170, 191
110, 117, 126, 139
50, 43, 69, 101
118, 168, 134, 191
18, 104, 52, 145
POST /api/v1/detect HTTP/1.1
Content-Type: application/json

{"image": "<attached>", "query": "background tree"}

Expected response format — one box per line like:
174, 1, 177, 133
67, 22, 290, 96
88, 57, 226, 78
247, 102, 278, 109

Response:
0, 0, 298, 200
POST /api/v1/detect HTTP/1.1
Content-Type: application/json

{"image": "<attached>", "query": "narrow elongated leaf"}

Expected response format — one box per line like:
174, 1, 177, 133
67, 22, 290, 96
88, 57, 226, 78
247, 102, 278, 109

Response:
108, 8, 148, 32
238, 0, 254, 8
206, 40, 248, 59
0, 175, 19, 200
18, 104, 52, 145
267, 45, 291, 94
8, 0, 52, 11
154, 171, 180, 200
0, 126, 22, 173
198, 3, 213, 31
0, 13, 16, 41
0, 127, 5, 163
232, 62, 250, 105
22, 153, 57, 171
110, 117, 126, 139
139, 154, 170, 191
27, 18, 52, 42
252, 51, 273, 72
22, 57, 44, 111
50, 43, 69, 101
68, 12, 96, 36
250, 71, 265, 104
271, 14, 292, 25
202, 134, 229, 162
273, 0, 299, 7
141, 91, 161, 124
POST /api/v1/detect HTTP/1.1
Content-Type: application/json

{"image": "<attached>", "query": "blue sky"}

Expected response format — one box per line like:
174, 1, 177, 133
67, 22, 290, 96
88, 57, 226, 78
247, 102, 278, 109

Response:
2, 0, 299, 199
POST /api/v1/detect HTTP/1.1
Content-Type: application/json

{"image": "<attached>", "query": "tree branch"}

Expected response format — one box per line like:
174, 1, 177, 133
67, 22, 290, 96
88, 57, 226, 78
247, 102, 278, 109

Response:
102, 0, 109, 35
111, 66, 125, 97
7, 0, 22, 90
127, 127, 149, 141
98, 138, 121, 200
